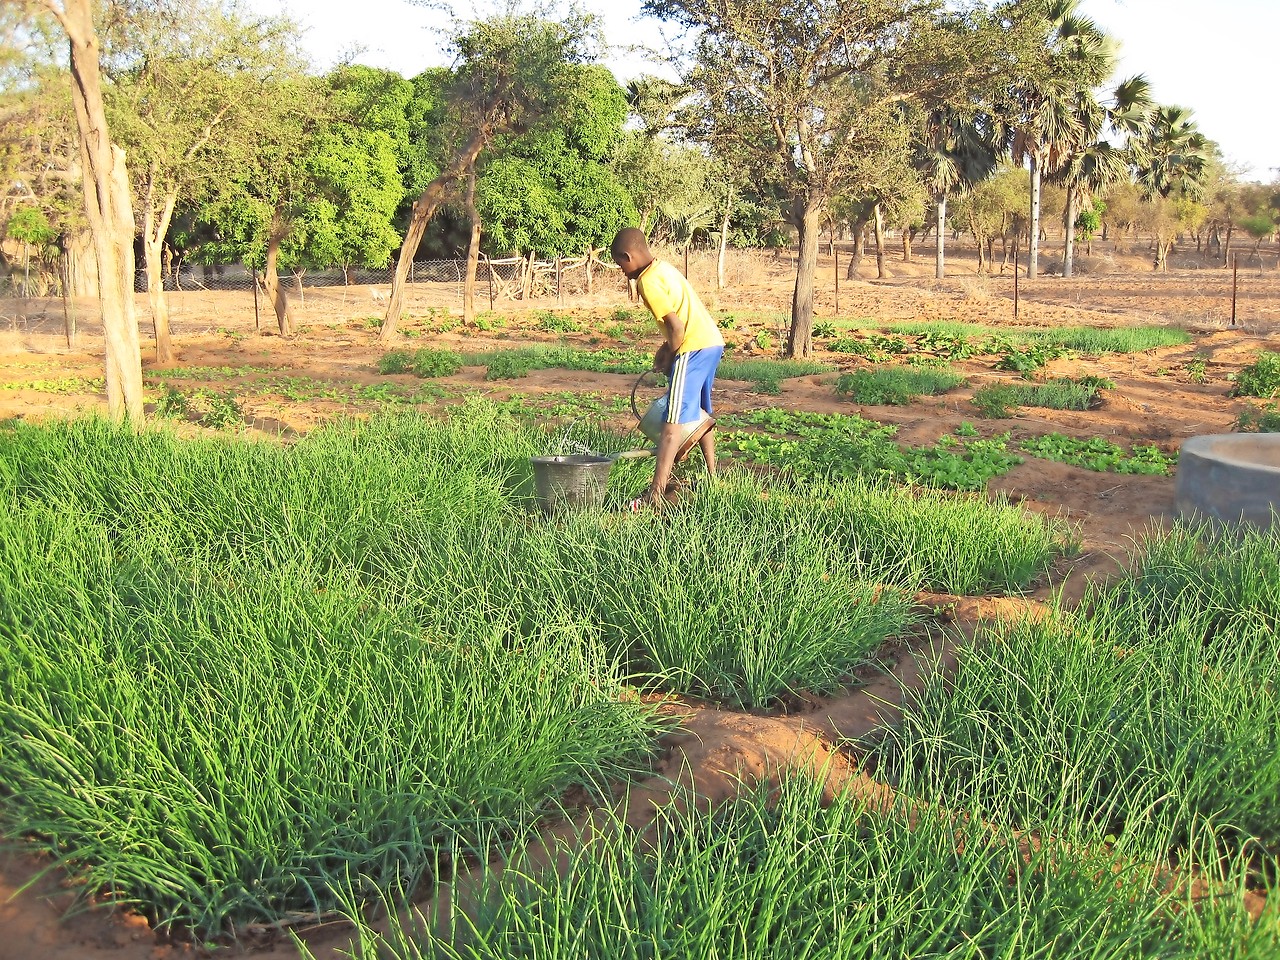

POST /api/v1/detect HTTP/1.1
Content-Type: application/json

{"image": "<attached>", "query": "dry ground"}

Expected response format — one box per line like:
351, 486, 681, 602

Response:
1, 240, 1279, 958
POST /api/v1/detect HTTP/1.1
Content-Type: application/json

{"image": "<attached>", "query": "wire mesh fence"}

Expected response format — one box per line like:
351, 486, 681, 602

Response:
3, 243, 1276, 342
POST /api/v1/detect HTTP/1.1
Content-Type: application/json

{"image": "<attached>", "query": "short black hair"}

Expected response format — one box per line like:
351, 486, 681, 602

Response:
611, 227, 649, 261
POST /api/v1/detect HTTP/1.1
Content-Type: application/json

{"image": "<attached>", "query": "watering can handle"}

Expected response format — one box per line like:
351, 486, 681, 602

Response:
630, 369, 661, 422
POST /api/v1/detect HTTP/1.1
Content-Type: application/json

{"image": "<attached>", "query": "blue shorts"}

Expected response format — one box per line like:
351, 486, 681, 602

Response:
666, 346, 723, 424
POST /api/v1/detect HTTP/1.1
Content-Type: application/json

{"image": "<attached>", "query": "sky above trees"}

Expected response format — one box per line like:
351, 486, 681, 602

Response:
245, 0, 1275, 181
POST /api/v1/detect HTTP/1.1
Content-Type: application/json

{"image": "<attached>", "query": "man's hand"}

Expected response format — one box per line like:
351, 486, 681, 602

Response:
653, 342, 673, 373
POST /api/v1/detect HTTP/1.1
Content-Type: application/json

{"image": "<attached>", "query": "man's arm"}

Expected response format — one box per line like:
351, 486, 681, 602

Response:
653, 312, 686, 371
663, 312, 687, 351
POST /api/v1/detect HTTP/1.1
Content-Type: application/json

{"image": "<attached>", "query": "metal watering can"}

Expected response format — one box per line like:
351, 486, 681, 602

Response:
528, 371, 714, 513
630, 369, 714, 462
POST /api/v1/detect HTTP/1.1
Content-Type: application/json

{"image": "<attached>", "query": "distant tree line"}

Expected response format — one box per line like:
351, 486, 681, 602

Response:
2, 0, 1277, 417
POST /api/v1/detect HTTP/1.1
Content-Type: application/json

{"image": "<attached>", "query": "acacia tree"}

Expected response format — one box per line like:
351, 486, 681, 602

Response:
951, 164, 1028, 273
195, 66, 408, 335
645, 0, 1020, 358
380, 8, 596, 340
12, 0, 142, 420
1, 8, 80, 253
104, 1, 296, 364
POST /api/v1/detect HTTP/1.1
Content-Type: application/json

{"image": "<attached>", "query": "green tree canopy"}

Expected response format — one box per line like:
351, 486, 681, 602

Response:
476, 64, 635, 255
645, 0, 1030, 356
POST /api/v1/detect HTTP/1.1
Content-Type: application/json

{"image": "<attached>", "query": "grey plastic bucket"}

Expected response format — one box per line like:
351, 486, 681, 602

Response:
530, 454, 613, 513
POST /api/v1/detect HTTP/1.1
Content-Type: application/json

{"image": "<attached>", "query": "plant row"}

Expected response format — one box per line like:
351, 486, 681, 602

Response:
378, 346, 828, 391
311, 522, 1280, 960
0, 405, 1067, 933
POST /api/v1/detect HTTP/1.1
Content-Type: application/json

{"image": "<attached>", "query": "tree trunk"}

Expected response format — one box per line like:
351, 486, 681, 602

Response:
1155, 237, 1170, 271
716, 202, 731, 290
462, 169, 481, 325
935, 194, 946, 279
873, 203, 889, 279
382, 131, 487, 341
969, 214, 985, 274
142, 173, 178, 365
1063, 189, 1077, 279
1028, 151, 1041, 280
847, 218, 868, 279
786, 199, 822, 359
901, 230, 911, 263
64, 228, 98, 295
263, 219, 291, 336
61, 0, 143, 421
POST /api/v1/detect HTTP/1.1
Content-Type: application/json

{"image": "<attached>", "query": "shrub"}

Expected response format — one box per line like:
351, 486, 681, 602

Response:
154, 385, 191, 420
378, 349, 462, 379
970, 384, 1022, 419
1237, 402, 1280, 433
410, 349, 463, 379
200, 391, 242, 429
377, 351, 415, 375
836, 367, 965, 405
995, 345, 1060, 378
535, 311, 581, 333
484, 353, 533, 379
1234, 351, 1280, 398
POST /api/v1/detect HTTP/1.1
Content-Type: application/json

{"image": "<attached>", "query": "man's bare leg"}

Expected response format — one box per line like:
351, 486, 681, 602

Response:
646, 421, 683, 504
698, 426, 716, 479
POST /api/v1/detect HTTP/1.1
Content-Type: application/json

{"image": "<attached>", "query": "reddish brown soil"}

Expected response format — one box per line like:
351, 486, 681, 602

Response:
2, 245, 1278, 958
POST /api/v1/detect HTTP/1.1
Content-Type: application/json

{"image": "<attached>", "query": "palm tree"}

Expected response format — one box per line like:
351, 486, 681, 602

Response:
1133, 105, 1212, 201
914, 107, 1006, 279
1057, 75, 1152, 277
1006, 0, 1115, 279
1130, 104, 1213, 270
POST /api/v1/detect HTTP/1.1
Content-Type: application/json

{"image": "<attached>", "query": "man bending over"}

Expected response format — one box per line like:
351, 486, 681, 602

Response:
611, 227, 724, 509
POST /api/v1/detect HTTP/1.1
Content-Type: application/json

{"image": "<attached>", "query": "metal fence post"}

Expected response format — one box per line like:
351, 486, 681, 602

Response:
834, 243, 840, 316
1014, 262, 1020, 320
1231, 254, 1239, 327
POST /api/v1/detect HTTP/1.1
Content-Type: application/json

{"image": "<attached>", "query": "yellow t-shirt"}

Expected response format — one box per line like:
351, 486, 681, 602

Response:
636, 260, 724, 355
